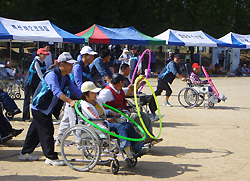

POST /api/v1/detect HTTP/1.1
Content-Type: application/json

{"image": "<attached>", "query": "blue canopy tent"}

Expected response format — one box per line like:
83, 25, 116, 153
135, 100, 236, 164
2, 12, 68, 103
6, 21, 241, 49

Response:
154, 29, 232, 65
0, 17, 85, 60
219, 32, 250, 49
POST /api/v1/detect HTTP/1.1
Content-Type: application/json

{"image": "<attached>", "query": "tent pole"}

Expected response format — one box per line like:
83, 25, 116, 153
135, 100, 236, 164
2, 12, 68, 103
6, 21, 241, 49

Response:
164, 46, 166, 62
9, 41, 12, 62
55, 43, 56, 58
199, 47, 202, 66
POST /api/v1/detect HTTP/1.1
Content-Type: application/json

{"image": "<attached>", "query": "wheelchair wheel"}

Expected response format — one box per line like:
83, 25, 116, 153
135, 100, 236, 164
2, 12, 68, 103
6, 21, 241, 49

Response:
15, 93, 21, 99
195, 93, 205, 107
208, 102, 214, 108
126, 157, 137, 167
5, 111, 14, 119
110, 158, 119, 174
61, 125, 101, 172
178, 87, 199, 108
126, 99, 137, 113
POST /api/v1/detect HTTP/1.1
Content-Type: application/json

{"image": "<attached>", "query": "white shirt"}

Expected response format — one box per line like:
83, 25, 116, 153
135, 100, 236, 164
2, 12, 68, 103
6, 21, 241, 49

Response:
98, 84, 129, 103
6, 68, 15, 76
44, 51, 53, 70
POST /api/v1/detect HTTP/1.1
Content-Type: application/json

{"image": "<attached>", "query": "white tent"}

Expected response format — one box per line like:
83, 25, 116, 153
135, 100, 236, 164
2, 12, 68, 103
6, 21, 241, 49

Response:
0, 17, 85, 43
219, 32, 250, 49
154, 29, 231, 47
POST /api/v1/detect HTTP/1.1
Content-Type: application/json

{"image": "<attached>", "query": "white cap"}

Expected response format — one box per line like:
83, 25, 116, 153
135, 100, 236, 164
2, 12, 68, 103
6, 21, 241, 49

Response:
123, 48, 129, 53
80, 46, 98, 55
169, 52, 172, 54
58, 52, 77, 64
81, 81, 101, 93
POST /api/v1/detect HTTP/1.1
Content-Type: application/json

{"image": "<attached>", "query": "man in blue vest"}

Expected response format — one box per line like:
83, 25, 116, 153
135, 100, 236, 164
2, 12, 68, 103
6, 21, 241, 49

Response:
55, 46, 97, 145
89, 49, 113, 85
155, 54, 186, 107
22, 48, 48, 121
19, 52, 81, 166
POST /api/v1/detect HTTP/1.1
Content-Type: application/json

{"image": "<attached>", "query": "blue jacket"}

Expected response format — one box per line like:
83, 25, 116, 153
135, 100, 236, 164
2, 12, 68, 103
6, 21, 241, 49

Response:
158, 61, 182, 84
89, 57, 113, 82
32, 67, 81, 119
129, 53, 140, 70
24, 57, 46, 88
71, 60, 91, 90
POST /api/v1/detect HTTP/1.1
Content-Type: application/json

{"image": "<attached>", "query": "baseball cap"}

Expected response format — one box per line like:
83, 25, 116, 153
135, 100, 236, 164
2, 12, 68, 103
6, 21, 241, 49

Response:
243, 64, 247, 66
37, 48, 50, 55
81, 81, 102, 93
80, 46, 98, 55
123, 49, 129, 53
57, 52, 77, 64
169, 52, 172, 54
192, 63, 200, 68
174, 54, 180, 58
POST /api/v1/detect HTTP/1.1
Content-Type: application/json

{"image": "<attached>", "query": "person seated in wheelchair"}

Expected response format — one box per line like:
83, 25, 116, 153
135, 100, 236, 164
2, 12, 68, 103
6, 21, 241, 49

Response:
0, 88, 21, 117
4, 61, 16, 77
79, 81, 149, 158
190, 63, 208, 86
120, 63, 159, 121
98, 73, 163, 145
190, 63, 213, 96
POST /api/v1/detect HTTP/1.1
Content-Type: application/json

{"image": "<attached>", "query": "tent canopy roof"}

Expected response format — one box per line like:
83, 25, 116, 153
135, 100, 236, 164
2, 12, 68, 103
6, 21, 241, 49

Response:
154, 29, 231, 47
0, 17, 85, 43
76, 24, 165, 45
219, 32, 250, 49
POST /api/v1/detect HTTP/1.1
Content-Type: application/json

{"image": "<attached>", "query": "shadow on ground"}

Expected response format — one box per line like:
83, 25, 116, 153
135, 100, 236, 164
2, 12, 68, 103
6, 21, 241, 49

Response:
148, 146, 233, 158
0, 175, 79, 181
152, 122, 197, 128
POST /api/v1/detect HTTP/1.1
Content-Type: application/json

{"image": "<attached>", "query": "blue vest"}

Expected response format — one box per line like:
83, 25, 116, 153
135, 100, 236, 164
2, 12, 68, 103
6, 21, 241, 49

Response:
24, 57, 46, 88
159, 61, 179, 84
32, 67, 70, 119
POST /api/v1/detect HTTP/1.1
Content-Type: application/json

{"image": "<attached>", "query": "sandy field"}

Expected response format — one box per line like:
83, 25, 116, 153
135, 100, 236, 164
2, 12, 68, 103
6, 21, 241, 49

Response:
0, 76, 250, 181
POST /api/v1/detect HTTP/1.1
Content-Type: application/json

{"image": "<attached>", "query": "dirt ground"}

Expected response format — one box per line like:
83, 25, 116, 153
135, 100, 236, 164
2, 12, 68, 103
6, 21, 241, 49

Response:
0, 77, 250, 181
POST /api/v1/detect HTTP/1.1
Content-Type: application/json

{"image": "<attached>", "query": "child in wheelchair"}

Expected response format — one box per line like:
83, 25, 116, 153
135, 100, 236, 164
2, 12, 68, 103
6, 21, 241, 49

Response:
190, 63, 213, 97
79, 81, 149, 158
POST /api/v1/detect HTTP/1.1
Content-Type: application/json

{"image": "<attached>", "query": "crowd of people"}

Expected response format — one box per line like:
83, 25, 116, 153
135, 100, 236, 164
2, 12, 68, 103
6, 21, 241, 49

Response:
2, 44, 166, 167
0, 43, 248, 167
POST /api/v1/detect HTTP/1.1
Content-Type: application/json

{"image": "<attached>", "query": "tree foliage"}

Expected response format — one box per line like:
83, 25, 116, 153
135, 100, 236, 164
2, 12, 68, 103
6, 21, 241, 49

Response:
0, 0, 250, 38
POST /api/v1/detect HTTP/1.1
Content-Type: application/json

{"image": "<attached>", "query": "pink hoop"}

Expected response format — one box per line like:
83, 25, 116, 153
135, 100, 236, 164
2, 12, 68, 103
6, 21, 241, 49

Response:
130, 49, 151, 93
202, 66, 220, 98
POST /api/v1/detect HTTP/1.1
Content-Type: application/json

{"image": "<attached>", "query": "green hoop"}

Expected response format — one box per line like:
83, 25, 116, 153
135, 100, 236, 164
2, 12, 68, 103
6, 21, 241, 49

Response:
75, 101, 146, 141
134, 75, 162, 139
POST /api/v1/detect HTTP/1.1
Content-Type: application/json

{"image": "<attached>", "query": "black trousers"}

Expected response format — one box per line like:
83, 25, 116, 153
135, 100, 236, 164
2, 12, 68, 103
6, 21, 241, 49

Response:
22, 85, 36, 120
155, 78, 172, 97
21, 109, 58, 160
140, 95, 157, 115
0, 111, 13, 137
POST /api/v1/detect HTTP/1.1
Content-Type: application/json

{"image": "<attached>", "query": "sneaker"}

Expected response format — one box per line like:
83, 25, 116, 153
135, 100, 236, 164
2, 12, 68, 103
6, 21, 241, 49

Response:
163, 101, 173, 107
45, 158, 65, 166
137, 145, 150, 156
12, 129, 24, 137
150, 138, 163, 146
151, 114, 159, 122
19, 153, 39, 161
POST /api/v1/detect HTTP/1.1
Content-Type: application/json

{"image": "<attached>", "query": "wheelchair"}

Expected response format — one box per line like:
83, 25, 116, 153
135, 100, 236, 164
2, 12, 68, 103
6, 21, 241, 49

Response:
0, 68, 24, 99
60, 105, 139, 174
178, 64, 227, 109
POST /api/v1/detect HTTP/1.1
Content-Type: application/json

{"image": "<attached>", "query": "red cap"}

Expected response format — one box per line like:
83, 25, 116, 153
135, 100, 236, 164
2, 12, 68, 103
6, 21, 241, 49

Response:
37, 48, 50, 55
192, 63, 200, 69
